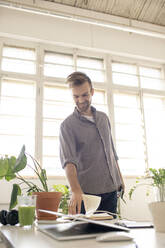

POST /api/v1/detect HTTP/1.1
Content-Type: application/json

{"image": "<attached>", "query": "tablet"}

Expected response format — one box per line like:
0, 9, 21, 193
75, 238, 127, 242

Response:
37, 209, 129, 241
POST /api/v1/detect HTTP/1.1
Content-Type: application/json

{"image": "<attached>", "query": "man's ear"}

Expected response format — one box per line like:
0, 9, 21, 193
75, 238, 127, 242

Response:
91, 88, 94, 96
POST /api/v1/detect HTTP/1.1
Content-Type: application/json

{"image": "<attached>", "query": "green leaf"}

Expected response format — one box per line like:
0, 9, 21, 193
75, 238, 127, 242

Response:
53, 184, 69, 196
39, 169, 48, 191
13, 145, 27, 173
40, 169, 47, 182
5, 156, 17, 181
0, 157, 9, 178
5, 173, 16, 181
9, 184, 21, 210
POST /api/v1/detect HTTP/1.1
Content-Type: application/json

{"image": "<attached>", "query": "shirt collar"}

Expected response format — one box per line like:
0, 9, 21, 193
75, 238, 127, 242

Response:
73, 106, 96, 122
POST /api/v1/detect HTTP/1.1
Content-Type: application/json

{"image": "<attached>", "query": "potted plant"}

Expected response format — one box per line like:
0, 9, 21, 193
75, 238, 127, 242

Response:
0, 145, 66, 220
129, 168, 165, 232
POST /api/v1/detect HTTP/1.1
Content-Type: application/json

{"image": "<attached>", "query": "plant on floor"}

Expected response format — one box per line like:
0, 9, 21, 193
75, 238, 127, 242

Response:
0, 145, 67, 211
129, 168, 165, 201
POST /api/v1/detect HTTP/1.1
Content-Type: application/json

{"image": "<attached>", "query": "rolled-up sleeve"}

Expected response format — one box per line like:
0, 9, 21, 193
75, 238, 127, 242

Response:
59, 123, 79, 169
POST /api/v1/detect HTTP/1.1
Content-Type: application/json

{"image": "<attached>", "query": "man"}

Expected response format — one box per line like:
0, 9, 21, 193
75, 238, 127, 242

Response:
59, 71, 125, 216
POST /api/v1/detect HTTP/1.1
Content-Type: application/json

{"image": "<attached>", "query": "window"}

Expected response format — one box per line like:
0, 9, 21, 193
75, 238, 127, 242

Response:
112, 61, 165, 175
0, 40, 164, 177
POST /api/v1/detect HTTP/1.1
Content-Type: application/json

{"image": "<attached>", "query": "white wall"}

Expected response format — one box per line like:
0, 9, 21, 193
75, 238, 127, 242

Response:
0, 5, 164, 220
0, 7, 165, 63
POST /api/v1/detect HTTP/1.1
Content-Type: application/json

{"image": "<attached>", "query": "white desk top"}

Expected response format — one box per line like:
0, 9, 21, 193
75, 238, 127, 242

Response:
0, 223, 165, 248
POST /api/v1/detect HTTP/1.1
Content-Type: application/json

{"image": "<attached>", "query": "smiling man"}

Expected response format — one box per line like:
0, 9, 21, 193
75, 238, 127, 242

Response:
59, 71, 124, 216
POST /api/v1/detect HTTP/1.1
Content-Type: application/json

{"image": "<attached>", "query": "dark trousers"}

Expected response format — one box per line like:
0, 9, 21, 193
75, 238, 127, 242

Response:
81, 191, 117, 217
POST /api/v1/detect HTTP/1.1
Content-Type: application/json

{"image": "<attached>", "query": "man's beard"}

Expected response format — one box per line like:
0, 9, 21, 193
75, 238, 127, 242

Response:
76, 101, 91, 114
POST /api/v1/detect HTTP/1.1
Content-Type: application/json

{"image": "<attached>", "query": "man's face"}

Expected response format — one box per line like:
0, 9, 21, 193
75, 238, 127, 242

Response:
71, 81, 94, 115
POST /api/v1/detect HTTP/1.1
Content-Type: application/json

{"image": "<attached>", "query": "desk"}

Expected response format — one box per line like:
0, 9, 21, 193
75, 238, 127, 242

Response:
0, 224, 165, 248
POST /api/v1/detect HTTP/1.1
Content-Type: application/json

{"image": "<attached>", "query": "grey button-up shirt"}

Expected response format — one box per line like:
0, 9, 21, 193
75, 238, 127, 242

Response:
59, 106, 122, 194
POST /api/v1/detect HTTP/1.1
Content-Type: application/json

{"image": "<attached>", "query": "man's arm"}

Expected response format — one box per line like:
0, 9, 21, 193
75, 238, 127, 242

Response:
65, 163, 83, 215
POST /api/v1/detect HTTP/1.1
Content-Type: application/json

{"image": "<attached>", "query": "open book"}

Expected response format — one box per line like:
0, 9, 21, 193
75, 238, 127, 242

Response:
39, 209, 114, 222
60, 212, 113, 221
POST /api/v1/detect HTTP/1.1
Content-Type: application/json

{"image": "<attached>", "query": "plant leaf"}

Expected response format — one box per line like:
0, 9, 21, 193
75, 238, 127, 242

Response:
53, 184, 69, 195
13, 145, 27, 173
5, 173, 16, 181
0, 157, 9, 178
9, 184, 21, 210
5, 156, 17, 181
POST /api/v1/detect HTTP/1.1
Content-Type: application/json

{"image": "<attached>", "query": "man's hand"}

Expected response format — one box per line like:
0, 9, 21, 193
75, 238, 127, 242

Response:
68, 191, 83, 215
64, 163, 84, 215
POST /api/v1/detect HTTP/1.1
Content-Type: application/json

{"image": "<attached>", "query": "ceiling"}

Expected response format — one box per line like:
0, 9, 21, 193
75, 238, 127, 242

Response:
42, 0, 165, 27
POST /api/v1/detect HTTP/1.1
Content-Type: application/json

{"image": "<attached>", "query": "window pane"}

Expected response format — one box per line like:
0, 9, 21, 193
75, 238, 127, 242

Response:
43, 101, 74, 119
92, 90, 105, 104
44, 64, 74, 78
112, 72, 138, 86
141, 77, 165, 90
44, 52, 74, 78
44, 52, 73, 65
3, 46, 35, 60
43, 119, 62, 137
1, 97, 35, 116
77, 56, 104, 82
115, 124, 144, 141
43, 137, 59, 157
119, 158, 146, 175
77, 56, 104, 69
0, 79, 36, 157
113, 93, 139, 108
43, 157, 65, 176
113, 93, 146, 175
0, 135, 34, 157
0, 116, 35, 135
143, 95, 165, 169
1, 79, 35, 98
139, 66, 165, 90
2, 58, 36, 74
44, 85, 72, 102
112, 62, 138, 87
139, 67, 161, 78
116, 141, 145, 158
77, 68, 104, 82
2, 46, 36, 74
112, 62, 137, 75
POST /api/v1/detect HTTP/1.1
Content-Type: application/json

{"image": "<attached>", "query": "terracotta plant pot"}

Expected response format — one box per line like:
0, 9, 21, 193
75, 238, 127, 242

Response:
32, 192, 62, 220
149, 201, 165, 232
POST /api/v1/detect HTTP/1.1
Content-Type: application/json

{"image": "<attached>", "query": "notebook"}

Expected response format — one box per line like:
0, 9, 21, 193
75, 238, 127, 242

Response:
115, 220, 154, 228
37, 209, 129, 241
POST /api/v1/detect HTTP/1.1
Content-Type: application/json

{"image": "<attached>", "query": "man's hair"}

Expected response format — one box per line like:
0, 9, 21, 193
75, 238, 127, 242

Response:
66, 71, 93, 89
